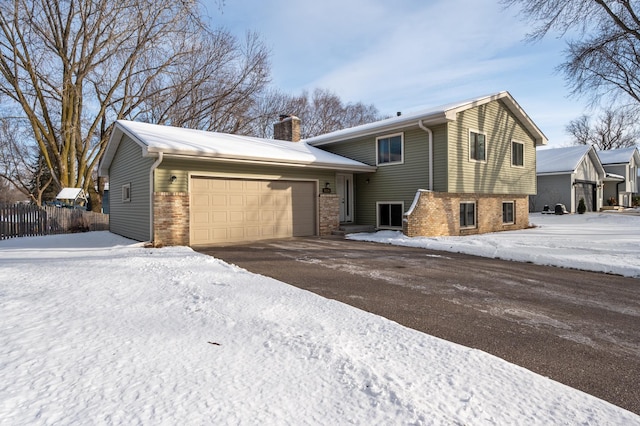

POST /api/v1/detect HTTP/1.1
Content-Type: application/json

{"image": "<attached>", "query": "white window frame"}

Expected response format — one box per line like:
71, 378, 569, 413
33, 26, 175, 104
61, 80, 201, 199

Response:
502, 201, 515, 224
511, 140, 524, 168
376, 133, 404, 166
460, 201, 477, 229
122, 183, 131, 203
376, 201, 404, 229
469, 129, 487, 162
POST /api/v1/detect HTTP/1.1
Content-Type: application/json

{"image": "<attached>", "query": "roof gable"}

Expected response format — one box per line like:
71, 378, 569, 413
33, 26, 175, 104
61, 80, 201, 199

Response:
99, 120, 376, 176
597, 146, 640, 165
305, 91, 547, 147
536, 145, 605, 175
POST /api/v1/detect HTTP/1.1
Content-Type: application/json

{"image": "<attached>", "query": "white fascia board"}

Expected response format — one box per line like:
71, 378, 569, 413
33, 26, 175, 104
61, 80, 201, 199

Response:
306, 112, 453, 147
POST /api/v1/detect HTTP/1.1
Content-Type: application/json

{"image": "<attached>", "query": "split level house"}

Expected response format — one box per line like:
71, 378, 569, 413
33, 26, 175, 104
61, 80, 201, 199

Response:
98, 91, 547, 247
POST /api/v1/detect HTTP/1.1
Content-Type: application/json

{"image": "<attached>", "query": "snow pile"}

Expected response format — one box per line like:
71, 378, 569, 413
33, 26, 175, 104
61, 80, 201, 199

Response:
349, 212, 640, 278
1, 231, 638, 424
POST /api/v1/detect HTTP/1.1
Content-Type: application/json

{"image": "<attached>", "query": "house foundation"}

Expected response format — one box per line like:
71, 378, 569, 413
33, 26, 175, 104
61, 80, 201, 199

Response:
403, 190, 529, 237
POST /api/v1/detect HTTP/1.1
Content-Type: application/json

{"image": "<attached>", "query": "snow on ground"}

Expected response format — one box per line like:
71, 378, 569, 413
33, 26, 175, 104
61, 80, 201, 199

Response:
349, 212, 640, 279
1, 225, 639, 425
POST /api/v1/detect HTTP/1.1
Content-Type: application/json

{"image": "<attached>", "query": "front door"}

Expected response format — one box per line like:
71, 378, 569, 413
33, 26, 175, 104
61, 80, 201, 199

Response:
336, 173, 353, 223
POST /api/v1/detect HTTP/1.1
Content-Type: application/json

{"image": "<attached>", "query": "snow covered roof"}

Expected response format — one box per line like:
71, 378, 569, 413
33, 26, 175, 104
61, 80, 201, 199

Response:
597, 146, 640, 165
99, 121, 376, 176
305, 91, 548, 147
56, 188, 86, 201
536, 145, 604, 175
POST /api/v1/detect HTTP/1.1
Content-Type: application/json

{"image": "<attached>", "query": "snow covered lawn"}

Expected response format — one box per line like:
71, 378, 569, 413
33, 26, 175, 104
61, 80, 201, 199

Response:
350, 212, 640, 278
1, 222, 638, 424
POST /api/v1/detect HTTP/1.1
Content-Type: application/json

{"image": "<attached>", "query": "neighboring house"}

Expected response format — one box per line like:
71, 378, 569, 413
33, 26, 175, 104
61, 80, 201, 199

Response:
533, 145, 606, 213
98, 119, 375, 246
99, 91, 546, 246
597, 147, 640, 207
305, 91, 547, 237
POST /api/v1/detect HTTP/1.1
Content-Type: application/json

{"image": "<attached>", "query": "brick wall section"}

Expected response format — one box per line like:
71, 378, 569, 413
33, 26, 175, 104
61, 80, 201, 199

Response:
153, 192, 190, 246
318, 193, 340, 236
403, 190, 529, 237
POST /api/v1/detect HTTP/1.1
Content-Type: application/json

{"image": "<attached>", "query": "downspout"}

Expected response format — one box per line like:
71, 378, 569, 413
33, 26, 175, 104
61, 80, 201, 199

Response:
418, 120, 433, 190
149, 152, 164, 243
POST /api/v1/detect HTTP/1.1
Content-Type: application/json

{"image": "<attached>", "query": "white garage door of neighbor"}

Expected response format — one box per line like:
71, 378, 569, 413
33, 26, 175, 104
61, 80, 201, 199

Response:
190, 177, 316, 245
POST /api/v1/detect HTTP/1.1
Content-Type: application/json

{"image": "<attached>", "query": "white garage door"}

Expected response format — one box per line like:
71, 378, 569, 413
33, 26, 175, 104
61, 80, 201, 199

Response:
190, 177, 316, 245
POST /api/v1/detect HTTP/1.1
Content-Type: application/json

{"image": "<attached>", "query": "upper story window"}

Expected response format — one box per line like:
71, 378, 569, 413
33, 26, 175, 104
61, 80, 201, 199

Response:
512, 141, 524, 167
376, 133, 404, 165
469, 130, 486, 162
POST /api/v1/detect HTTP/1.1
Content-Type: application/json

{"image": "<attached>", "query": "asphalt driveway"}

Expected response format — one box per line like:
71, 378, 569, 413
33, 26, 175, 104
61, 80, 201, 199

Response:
198, 236, 640, 415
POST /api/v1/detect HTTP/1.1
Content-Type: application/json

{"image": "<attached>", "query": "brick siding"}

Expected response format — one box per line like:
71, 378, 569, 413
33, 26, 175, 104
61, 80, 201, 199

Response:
153, 192, 189, 246
318, 193, 339, 236
403, 190, 529, 237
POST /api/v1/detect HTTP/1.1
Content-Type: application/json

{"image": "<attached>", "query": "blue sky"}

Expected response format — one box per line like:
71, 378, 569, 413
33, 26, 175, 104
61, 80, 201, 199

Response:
213, 0, 586, 148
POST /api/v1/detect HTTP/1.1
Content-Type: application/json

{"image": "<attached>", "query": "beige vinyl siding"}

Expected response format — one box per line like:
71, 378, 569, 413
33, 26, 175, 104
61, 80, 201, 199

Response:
155, 159, 336, 192
109, 135, 155, 241
447, 99, 537, 195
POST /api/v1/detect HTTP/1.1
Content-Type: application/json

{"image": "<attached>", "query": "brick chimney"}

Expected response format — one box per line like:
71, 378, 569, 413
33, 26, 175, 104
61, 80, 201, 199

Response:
273, 114, 301, 142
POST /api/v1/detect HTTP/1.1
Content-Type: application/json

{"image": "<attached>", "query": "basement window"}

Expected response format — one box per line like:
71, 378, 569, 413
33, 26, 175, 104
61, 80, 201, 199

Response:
503, 201, 515, 224
460, 201, 476, 228
377, 202, 404, 229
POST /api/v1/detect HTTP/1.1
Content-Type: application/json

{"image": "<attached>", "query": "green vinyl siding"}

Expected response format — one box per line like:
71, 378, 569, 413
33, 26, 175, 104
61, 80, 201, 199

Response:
109, 135, 155, 241
321, 126, 440, 227
447, 99, 537, 195
156, 158, 336, 193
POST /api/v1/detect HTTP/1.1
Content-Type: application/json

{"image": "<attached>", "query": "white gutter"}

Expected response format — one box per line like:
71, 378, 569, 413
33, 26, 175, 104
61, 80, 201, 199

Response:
148, 152, 164, 243
418, 120, 433, 191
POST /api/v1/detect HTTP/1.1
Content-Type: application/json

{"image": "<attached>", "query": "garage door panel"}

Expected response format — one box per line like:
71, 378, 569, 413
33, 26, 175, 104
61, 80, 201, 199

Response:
190, 177, 316, 245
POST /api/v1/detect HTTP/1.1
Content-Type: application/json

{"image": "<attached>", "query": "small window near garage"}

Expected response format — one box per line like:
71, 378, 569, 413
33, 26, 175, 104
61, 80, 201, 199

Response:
502, 201, 515, 224
377, 202, 404, 229
460, 201, 476, 228
122, 183, 131, 203
469, 130, 486, 162
376, 133, 404, 165
512, 141, 524, 167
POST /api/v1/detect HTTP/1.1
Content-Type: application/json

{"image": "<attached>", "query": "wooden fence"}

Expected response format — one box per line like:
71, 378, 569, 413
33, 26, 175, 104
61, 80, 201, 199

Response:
0, 203, 109, 240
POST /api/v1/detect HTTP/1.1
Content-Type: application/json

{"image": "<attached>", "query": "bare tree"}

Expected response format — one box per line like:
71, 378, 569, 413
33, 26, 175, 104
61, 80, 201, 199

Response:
503, 0, 640, 105
566, 107, 639, 150
0, 0, 268, 210
250, 88, 383, 139
0, 116, 54, 204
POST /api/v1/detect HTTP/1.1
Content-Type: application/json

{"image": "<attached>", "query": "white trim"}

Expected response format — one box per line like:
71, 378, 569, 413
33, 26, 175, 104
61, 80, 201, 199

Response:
376, 201, 404, 229
511, 140, 525, 168
468, 129, 487, 163
376, 133, 404, 166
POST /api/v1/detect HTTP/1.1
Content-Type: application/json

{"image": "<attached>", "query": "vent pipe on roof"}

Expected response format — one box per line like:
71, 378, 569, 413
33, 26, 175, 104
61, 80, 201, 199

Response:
418, 120, 433, 191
